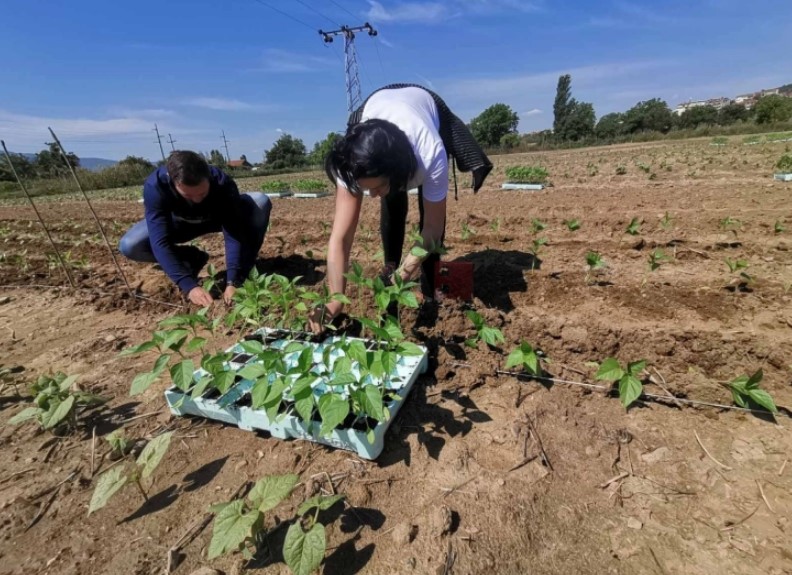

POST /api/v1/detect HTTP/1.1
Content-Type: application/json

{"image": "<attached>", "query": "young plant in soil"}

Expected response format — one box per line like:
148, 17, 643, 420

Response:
8, 372, 106, 432
584, 251, 606, 284
659, 211, 673, 230
726, 369, 777, 413
528, 237, 548, 269
530, 218, 547, 234
724, 258, 753, 289
506, 341, 541, 377
461, 222, 476, 240
719, 216, 742, 237
88, 431, 174, 514
261, 180, 291, 193
563, 218, 581, 232
122, 308, 217, 396
208, 473, 344, 575
464, 310, 505, 349
505, 166, 548, 184
625, 217, 642, 236
292, 179, 327, 193
774, 220, 785, 234
0, 364, 24, 396
776, 154, 792, 173
595, 358, 646, 409
647, 248, 671, 272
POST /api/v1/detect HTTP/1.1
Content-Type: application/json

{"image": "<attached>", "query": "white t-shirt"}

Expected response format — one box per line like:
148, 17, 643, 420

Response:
360, 87, 448, 202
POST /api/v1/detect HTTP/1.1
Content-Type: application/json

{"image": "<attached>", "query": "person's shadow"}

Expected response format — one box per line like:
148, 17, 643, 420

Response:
456, 249, 537, 312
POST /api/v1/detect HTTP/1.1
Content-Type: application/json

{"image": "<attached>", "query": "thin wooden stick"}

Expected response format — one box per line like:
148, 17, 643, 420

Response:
721, 505, 760, 531
650, 368, 684, 409
756, 480, 774, 513
122, 411, 162, 425
694, 431, 733, 471
1, 140, 76, 288
24, 485, 61, 532
779, 459, 787, 477
600, 472, 629, 489
0, 467, 35, 485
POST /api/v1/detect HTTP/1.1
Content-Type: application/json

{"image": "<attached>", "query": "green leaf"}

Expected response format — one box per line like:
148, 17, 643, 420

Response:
410, 246, 429, 258
746, 369, 763, 389
595, 358, 624, 382
248, 474, 299, 513
170, 360, 195, 392
626, 360, 646, 376
297, 494, 345, 516
481, 326, 505, 347
240, 340, 264, 355
238, 364, 267, 381
464, 310, 484, 329
318, 393, 349, 437
747, 389, 778, 413
208, 499, 260, 559
130, 371, 160, 396
8, 406, 43, 425
396, 342, 424, 356
185, 337, 207, 353
152, 353, 170, 375
191, 374, 213, 398
464, 338, 477, 349
120, 340, 157, 356
362, 385, 385, 421
213, 371, 237, 395
618, 375, 643, 409
161, 329, 189, 352
398, 291, 419, 309
374, 290, 390, 313
136, 431, 173, 480
57, 374, 79, 392
731, 388, 748, 408
41, 395, 75, 429
283, 522, 326, 575
88, 466, 128, 515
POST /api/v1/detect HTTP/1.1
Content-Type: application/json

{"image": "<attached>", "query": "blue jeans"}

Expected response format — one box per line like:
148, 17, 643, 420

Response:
119, 192, 271, 279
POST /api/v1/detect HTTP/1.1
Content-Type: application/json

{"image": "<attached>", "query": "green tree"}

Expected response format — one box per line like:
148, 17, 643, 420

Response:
499, 132, 521, 149
469, 103, 519, 147
676, 105, 718, 129
718, 103, 750, 125
595, 112, 625, 139
117, 156, 155, 171
34, 142, 80, 178
623, 99, 673, 134
265, 134, 307, 170
308, 132, 342, 165
209, 150, 226, 167
564, 101, 595, 141
0, 152, 34, 182
754, 94, 792, 124
553, 74, 574, 138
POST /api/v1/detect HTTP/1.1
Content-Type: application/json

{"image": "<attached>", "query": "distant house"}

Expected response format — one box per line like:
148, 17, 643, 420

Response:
227, 155, 252, 169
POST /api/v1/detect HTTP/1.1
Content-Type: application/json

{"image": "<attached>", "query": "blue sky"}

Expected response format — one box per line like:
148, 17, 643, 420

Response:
1, 0, 790, 161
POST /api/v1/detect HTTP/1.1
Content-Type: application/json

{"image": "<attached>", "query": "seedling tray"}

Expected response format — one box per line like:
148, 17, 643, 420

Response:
501, 183, 544, 190
164, 328, 428, 459
293, 192, 330, 198
262, 191, 293, 198
774, 173, 792, 182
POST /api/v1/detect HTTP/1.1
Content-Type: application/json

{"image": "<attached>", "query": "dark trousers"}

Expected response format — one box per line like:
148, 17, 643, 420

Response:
380, 187, 445, 297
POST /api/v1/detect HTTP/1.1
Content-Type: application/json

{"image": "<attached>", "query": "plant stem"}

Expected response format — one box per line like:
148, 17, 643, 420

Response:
134, 479, 149, 502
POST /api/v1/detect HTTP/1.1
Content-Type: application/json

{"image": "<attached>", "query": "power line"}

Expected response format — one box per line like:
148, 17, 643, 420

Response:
294, 0, 339, 27
249, 0, 316, 31
326, 0, 359, 19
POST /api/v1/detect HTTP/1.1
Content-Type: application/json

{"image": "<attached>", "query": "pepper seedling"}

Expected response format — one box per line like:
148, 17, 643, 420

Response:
595, 358, 646, 409
727, 369, 777, 413
464, 310, 505, 349
506, 341, 541, 376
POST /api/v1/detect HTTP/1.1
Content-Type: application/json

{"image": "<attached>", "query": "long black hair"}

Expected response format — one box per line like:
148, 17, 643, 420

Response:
325, 119, 417, 196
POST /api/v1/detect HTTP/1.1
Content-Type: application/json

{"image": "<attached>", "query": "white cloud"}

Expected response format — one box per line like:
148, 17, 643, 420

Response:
366, 1, 448, 23
0, 109, 156, 140
378, 36, 396, 48
458, 0, 543, 13
252, 49, 335, 73
182, 98, 258, 111
276, 128, 284, 133
522, 108, 542, 116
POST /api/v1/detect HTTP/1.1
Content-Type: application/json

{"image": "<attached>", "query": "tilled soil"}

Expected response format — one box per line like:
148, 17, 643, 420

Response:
1, 138, 791, 575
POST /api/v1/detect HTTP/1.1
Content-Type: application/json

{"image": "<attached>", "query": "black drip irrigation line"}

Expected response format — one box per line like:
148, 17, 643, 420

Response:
448, 361, 789, 419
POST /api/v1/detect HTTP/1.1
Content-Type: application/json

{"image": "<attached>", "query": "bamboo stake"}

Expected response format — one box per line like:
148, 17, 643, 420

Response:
48, 128, 133, 295
1, 140, 76, 288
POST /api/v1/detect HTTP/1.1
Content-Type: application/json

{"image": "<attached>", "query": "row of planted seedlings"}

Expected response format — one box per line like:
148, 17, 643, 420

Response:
124, 266, 427, 459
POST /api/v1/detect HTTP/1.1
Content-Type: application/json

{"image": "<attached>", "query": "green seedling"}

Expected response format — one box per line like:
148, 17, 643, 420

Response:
595, 358, 646, 409
106, 429, 132, 459
528, 237, 548, 269
489, 218, 501, 233
8, 372, 105, 432
727, 369, 777, 413
636, 162, 651, 174
719, 216, 742, 235
587, 163, 599, 177
121, 308, 218, 396
564, 219, 581, 232
625, 217, 642, 236
208, 473, 344, 575
202, 263, 219, 294
774, 220, 785, 234
0, 364, 23, 396
724, 258, 748, 273
659, 211, 673, 230
461, 222, 476, 240
505, 341, 541, 376
291, 179, 327, 193
530, 218, 547, 233
88, 431, 174, 514
776, 154, 792, 172
584, 251, 606, 284
615, 165, 627, 175
464, 310, 505, 349
260, 180, 290, 193
647, 248, 671, 272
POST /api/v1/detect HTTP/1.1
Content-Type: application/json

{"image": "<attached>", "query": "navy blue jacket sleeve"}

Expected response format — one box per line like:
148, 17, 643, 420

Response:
143, 179, 199, 293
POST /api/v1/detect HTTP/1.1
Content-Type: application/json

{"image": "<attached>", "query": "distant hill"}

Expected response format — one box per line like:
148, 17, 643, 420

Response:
16, 153, 117, 172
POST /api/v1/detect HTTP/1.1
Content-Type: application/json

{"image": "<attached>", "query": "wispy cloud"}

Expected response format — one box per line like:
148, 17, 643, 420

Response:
366, 1, 447, 23
250, 49, 335, 73
522, 108, 542, 116
182, 97, 261, 111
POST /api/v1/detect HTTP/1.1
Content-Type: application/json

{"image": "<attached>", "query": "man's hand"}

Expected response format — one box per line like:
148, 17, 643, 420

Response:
188, 286, 214, 307
223, 285, 237, 305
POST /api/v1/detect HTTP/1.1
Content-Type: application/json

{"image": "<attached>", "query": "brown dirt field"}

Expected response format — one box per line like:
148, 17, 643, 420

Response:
2, 138, 792, 575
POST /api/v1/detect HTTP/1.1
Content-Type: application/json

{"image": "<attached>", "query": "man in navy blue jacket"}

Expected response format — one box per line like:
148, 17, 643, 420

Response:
119, 150, 272, 306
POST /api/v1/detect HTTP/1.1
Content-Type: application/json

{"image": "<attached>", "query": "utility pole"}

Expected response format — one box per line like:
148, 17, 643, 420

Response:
153, 124, 166, 161
167, 133, 177, 151
319, 23, 377, 113
221, 130, 231, 162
